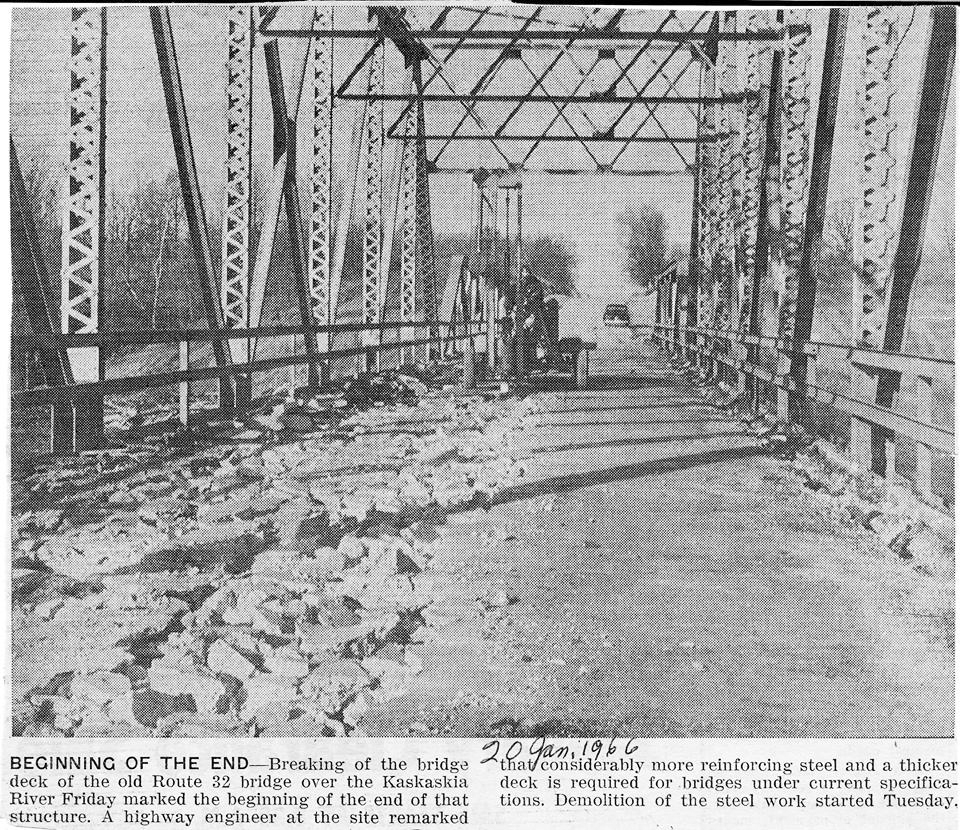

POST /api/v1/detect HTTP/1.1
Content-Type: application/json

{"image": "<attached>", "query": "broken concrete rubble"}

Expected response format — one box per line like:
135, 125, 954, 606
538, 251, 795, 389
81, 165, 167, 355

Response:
14, 377, 539, 737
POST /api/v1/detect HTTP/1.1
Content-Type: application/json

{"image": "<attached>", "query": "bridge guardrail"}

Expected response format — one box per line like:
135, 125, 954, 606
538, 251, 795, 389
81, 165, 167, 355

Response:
642, 322, 953, 504
13, 323, 485, 412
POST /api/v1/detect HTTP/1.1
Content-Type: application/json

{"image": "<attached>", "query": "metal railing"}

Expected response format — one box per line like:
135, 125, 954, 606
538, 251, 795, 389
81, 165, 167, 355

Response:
13, 321, 485, 413
644, 322, 953, 504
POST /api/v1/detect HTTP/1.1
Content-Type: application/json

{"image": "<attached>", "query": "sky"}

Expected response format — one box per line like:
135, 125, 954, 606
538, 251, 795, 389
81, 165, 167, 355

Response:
10, 5, 955, 304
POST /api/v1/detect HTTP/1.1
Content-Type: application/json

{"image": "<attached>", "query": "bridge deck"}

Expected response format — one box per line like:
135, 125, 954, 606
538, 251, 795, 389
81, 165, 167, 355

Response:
11, 342, 953, 739
366, 342, 953, 737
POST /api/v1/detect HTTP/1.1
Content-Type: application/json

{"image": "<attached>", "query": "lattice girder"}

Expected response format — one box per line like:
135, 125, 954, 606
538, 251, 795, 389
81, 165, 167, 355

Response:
310, 6, 334, 337
860, 7, 898, 346
62, 7, 105, 363
362, 36, 385, 335
738, 10, 768, 332
221, 5, 254, 362
777, 9, 812, 343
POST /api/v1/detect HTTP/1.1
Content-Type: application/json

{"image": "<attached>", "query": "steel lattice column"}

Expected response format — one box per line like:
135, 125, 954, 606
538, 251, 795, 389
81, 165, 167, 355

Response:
310, 6, 333, 359
860, 8, 898, 347
696, 61, 717, 341
62, 7, 106, 449
738, 11, 768, 334
776, 9, 811, 344
712, 12, 737, 338
399, 97, 418, 366
362, 35, 385, 361
221, 6, 253, 371
414, 59, 438, 360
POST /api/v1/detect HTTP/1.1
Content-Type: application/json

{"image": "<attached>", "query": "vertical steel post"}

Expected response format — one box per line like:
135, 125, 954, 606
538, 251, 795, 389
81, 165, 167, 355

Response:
712, 12, 737, 386
221, 6, 254, 404
12, 139, 74, 454
860, 8, 899, 348
739, 11, 767, 339
62, 7, 106, 450
151, 7, 233, 409
310, 6, 334, 381
362, 31, 385, 372
684, 66, 703, 362
753, 39, 784, 413
788, 10, 848, 420
875, 7, 955, 479
737, 11, 768, 403
851, 8, 898, 470
698, 57, 718, 374
414, 59, 438, 362
264, 37, 320, 390
400, 86, 418, 367
775, 8, 812, 422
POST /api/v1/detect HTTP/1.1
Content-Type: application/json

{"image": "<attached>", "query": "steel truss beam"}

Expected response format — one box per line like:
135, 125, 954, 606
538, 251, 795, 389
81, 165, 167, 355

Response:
413, 59, 438, 360
737, 10, 767, 336
261, 28, 790, 42
363, 35, 385, 354
339, 92, 750, 104
874, 7, 955, 468
151, 7, 232, 404
62, 7, 106, 449
12, 139, 73, 397
310, 6, 334, 365
697, 48, 718, 338
433, 167, 692, 176
710, 12, 737, 338
788, 9, 847, 415
607, 13, 708, 174
392, 134, 724, 143
221, 6, 254, 369
859, 8, 898, 347
776, 9, 812, 346
264, 36, 320, 387
400, 93, 418, 366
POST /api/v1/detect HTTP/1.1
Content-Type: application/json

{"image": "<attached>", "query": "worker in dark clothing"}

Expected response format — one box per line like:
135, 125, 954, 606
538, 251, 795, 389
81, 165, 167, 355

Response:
516, 266, 547, 375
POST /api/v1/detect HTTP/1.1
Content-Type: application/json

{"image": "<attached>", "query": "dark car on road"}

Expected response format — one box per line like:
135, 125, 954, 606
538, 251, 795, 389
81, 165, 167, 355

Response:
603, 303, 631, 327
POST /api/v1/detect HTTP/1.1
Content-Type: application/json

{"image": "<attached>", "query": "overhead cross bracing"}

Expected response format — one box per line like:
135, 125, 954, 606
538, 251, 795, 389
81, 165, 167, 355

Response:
257, 5, 762, 176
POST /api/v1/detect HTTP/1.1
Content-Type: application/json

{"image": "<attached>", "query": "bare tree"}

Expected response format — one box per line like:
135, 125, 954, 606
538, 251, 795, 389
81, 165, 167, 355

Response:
618, 205, 668, 290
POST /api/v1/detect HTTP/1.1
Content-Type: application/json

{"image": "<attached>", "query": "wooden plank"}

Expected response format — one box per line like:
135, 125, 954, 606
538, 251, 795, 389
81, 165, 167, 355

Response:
851, 351, 954, 383
915, 375, 934, 501
14, 330, 484, 407
650, 331, 954, 454
16, 319, 440, 349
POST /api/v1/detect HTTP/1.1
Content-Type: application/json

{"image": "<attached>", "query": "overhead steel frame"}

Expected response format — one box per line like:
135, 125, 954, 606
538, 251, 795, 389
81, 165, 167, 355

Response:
774, 8, 811, 420
310, 6, 334, 377
221, 6, 254, 403
60, 7, 106, 451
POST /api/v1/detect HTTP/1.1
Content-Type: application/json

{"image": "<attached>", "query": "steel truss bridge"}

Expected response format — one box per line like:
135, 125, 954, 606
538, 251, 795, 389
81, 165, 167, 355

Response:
10, 5, 956, 504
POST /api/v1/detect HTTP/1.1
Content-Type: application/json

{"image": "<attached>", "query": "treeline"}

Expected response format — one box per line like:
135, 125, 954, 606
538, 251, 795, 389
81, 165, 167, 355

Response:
18, 157, 579, 339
